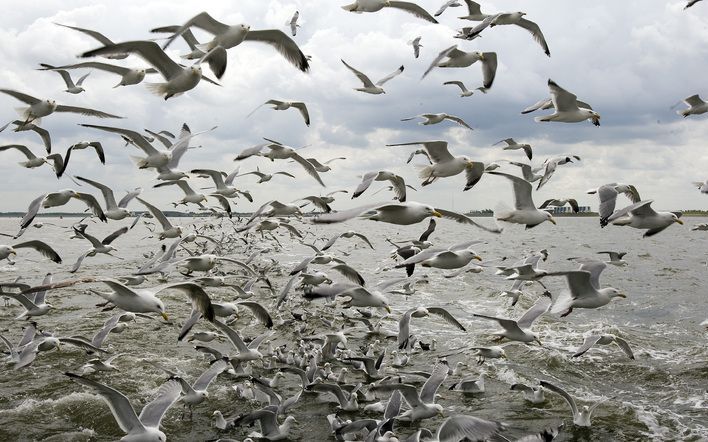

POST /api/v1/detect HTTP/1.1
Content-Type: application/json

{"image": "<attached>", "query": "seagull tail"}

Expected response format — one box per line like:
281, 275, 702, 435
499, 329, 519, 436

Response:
493, 202, 513, 222
145, 82, 169, 98
129, 155, 150, 169
415, 164, 434, 181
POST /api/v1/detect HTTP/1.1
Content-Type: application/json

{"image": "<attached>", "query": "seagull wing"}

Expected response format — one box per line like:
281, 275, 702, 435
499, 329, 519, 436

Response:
137, 378, 182, 427
161, 12, 229, 48
236, 301, 274, 328
473, 313, 524, 336
136, 198, 173, 230
419, 218, 437, 241
211, 319, 249, 353
118, 188, 142, 209
76, 176, 118, 210
488, 171, 535, 210
539, 380, 578, 417
75, 193, 107, 222
387, 1, 439, 23
614, 336, 635, 359
572, 334, 602, 357
154, 282, 215, 321
0, 144, 36, 160
12, 240, 62, 263
606, 200, 655, 224
192, 358, 228, 391
290, 151, 326, 186
53, 104, 121, 119
422, 45, 457, 79
480, 52, 498, 89
427, 307, 466, 331
516, 18, 550, 56
443, 114, 472, 129
103, 226, 129, 245
244, 29, 310, 72
375, 65, 404, 86
353, 171, 378, 198
372, 383, 423, 408
81, 124, 159, 155
463, 161, 485, 191
341, 59, 375, 88
0, 89, 40, 105
419, 362, 448, 403
436, 415, 504, 441
548, 79, 580, 112
434, 208, 503, 233
516, 292, 552, 329
291, 102, 310, 126
66, 373, 144, 433
81, 40, 181, 80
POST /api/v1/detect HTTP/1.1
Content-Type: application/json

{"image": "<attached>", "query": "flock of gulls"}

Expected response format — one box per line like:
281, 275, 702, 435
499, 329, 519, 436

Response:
0, 1, 706, 442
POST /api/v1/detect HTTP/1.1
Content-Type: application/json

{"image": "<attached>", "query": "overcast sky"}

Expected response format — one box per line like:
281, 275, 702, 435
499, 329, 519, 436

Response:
0, 0, 707, 215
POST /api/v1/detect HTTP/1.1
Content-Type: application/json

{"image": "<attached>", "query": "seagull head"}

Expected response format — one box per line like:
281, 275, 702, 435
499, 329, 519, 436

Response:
607, 288, 626, 299
588, 110, 601, 126
672, 213, 684, 225
476, 51, 486, 61
544, 212, 557, 225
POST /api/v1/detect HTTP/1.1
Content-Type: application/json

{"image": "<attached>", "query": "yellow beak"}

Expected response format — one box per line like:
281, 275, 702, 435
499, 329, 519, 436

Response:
432, 211, 443, 218
676, 219, 684, 225
617, 293, 627, 298
160, 312, 169, 321
549, 217, 557, 225
473, 255, 482, 261
385, 305, 392, 313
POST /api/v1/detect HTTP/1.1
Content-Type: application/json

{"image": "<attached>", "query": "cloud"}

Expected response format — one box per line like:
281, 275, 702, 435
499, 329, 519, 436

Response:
0, 0, 706, 217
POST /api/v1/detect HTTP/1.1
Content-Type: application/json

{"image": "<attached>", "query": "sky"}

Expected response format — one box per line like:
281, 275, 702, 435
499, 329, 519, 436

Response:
0, 0, 707, 215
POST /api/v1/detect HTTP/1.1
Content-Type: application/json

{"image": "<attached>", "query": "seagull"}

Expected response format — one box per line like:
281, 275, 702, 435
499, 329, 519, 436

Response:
494, 138, 532, 160
321, 231, 374, 251
395, 240, 482, 271
54, 23, 129, 58
191, 168, 252, 200
310, 382, 360, 411
606, 200, 683, 237
387, 140, 484, 189
154, 180, 208, 207
0, 121, 51, 152
401, 113, 472, 129
456, 10, 550, 56
370, 362, 447, 421
587, 183, 641, 227
239, 139, 325, 186
159, 11, 310, 77
19, 190, 106, 231
288, 11, 300, 36
237, 167, 295, 184
533, 79, 600, 126
597, 251, 628, 266
353, 170, 408, 202
65, 373, 182, 440
539, 198, 579, 213
38, 61, 157, 88
540, 380, 608, 427
248, 99, 310, 126
38, 63, 90, 94
488, 171, 556, 228
313, 201, 502, 233
89, 278, 214, 322
305, 157, 346, 173
572, 333, 635, 359
510, 383, 546, 404
136, 197, 183, 240
75, 176, 140, 220
304, 283, 391, 311
69, 226, 129, 273
693, 179, 708, 193
449, 373, 485, 393
397, 306, 466, 350
536, 155, 581, 190
2, 277, 53, 319
211, 319, 269, 362
544, 259, 626, 317
505, 161, 543, 183
164, 359, 228, 416
0, 144, 64, 176
677, 94, 708, 117
434, 0, 462, 17
341, 60, 404, 94
0, 89, 121, 126
422, 45, 497, 89
232, 409, 297, 440
473, 292, 551, 344
408, 36, 422, 58
342, 1, 438, 23
80, 40, 222, 99
442, 80, 483, 97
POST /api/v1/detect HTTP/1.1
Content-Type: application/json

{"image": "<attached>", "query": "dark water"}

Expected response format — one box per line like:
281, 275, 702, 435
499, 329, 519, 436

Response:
1, 216, 707, 441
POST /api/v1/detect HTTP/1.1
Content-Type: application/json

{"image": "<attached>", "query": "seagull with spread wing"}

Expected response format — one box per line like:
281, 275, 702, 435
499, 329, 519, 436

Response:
398, 306, 466, 350
401, 113, 472, 129
248, 99, 310, 126
455, 9, 550, 56
66, 373, 182, 441
158, 11, 309, 78
341, 59, 404, 94
342, 0, 438, 23
422, 45, 497, 89
488, 171, 557, 228
532, 79, 600, 126
38, 63, 90, 94
0, 89, 121, 126
473, 292, 551, 344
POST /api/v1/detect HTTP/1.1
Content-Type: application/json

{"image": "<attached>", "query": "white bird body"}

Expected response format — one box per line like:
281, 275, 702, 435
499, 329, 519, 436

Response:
534, 79, 600, 126
678, 94, 708, 117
